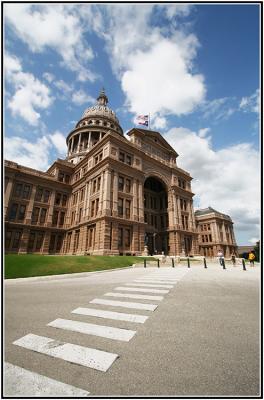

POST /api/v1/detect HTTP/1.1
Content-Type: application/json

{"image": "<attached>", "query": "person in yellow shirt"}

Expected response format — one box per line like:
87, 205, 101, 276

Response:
248, 251, 255, 267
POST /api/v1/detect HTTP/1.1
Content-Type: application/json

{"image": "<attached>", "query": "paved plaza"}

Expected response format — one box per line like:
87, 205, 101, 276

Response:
4, 262, 260, 397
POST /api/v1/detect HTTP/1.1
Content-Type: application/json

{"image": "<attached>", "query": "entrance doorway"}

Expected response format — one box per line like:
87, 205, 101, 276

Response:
144, 177, 168, 255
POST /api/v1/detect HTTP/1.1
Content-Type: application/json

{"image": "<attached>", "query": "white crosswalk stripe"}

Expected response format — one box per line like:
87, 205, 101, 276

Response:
47, 318, 136, 342
4, 362, 90, 397
90, 298, 158, 311
13, 333, 119, 372
134, 279, 178, 284
125, 283, 174, 288
114, 286, 169, 294
72, 307, 149, 323
104, 292, 164, 301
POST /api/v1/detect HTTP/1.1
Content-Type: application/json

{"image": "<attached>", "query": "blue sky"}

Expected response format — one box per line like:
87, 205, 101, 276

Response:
4, 3, 260, 245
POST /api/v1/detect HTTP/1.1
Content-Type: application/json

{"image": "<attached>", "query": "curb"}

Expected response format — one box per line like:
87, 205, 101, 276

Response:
5, 265, 135, 285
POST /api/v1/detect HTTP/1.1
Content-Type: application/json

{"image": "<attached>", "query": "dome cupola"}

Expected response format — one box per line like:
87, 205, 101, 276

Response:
66, 89, 123, 164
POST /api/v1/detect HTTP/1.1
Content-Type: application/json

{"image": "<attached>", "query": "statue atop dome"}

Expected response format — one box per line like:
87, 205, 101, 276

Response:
97, 88, 108, 106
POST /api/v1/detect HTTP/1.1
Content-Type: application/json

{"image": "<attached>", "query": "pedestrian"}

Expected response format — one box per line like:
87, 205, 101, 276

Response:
231, 253, 236, 266
248, 251, 255, 267
217, 250, 224, 266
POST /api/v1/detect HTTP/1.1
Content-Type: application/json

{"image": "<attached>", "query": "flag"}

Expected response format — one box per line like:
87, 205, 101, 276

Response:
136, 115, 149, 127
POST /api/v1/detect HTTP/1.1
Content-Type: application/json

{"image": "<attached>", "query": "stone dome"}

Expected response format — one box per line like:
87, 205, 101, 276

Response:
81, 89, 120, 125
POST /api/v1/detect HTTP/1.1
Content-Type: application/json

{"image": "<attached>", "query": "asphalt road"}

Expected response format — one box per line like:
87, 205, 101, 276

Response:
4, 263, 260, 397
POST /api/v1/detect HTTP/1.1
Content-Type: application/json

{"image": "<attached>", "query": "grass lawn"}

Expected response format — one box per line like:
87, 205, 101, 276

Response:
4, 254, 149, 279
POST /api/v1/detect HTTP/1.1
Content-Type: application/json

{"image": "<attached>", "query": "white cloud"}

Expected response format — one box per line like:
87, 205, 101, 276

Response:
5, 131, 67, 171
239, 89, 260, 113
48, 131, 67, 156
164, 127, 260, 244
88, 5, 205, 120
54, 80, 73, 94
122, 39, 205, 117
4, 4, 98, 82
43, 72, 54, 83
4, 135, 51, 170
198, 127, 210, 138
72, 90, 95, 106
151, 116, 167, 130
5, 53, 53, 126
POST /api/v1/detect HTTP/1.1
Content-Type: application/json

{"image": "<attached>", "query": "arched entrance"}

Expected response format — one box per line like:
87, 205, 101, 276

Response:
144, 177, 168, 255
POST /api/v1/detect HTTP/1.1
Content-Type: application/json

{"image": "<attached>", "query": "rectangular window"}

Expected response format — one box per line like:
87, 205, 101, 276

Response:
12, 231, 21, 249
55, 193, 61, 206
91, 201, 95, 217
35, 233, 44, 251
125, 200, 131, 219
124, 229, 131, 248
32, 207, 40, 224
28, 232, 35, 251
95, 198, 99, 214
5, 231, 12, 249
80, 189, 84, 202
78, 208, 82, 223
88, 228, 94, 248
125, 179, 131, 193
118, 176, 124, 191
9, 203, 18, 220
71, 211, 75, 225
93, 180, 97, 193
118, 228, 123, 247
49, 234, 56, 252
160, 216, 164, 228
39, 208, 47, 224
119, 152, 125, 162
43, 190, 50, 203
58, 172, 64, 182
97, 177, 101, 191
65, 174, 70, 184
22, 184, 31, 199
35, 188, 43, 202
118, 198, 123, 217
17, 205, 26, 221
59, 211, 65, 226
209, 234, 212, 242
14, 183, 23, 197
52, 210, 59, 226
126, 155, 132, 165
56, 235, 63, 252
62, 194, 67, 207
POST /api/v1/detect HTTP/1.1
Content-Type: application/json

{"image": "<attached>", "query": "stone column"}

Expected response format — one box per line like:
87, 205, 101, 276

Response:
167, 190, 174, 229
46, 191, 56, 227
98, 171, 105, 214
189, 199, 196, 231
112, 171, 118, 217
177, 197, 182, 228
84, 181, 90, 219
172, 191, 177, 228
222, 222, 227, 243
77, 133, 82, 153
70, 137, 74, 153
25, 185, 37, 224
88, 132, 91, 149
132, 180, 138, 221
138, 181, 144, 222
4, 177, 14, 218
103, 170, 112, 216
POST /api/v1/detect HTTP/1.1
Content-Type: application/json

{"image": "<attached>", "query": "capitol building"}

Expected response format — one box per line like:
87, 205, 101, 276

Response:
4, 90, 237, 257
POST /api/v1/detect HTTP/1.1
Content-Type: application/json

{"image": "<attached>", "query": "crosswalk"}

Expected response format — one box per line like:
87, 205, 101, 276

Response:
6, 267, 189, 396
